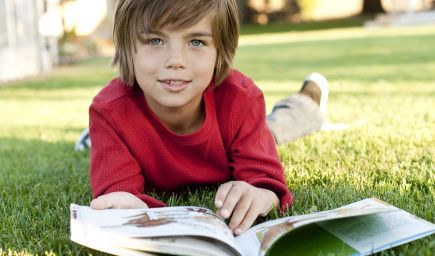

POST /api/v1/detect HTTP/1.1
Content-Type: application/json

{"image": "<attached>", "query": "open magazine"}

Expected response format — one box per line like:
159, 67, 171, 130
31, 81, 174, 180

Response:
70, 198, 435, 256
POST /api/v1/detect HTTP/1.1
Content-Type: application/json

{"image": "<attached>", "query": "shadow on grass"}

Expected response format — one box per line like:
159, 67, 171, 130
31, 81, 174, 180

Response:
0, 137, 97, 255
0, 136, 217, 255
1, 136, 433, 255
240, 16, 370, 35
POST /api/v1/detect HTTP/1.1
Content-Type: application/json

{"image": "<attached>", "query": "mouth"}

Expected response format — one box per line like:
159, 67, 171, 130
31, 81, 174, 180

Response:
158, 79, 191, 92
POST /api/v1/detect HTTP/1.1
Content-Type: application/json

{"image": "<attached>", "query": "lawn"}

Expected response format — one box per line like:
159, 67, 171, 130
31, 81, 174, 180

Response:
1, 24, 434, 255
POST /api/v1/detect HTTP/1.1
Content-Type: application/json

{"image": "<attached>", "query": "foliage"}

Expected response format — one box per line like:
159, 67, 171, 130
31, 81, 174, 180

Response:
297, 0, 320, 19
1, 23, 435, 255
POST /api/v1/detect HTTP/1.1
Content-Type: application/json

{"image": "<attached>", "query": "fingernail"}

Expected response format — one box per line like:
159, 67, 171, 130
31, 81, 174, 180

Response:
221, 209, 229, 218
235, 228, 242, 235
215, 200, 223, 208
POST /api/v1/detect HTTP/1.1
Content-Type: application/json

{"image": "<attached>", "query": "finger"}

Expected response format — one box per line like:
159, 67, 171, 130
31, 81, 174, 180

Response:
228, 194, 252, 231
90, 195, 112, 210
215, 182, 233, 208
235, 204, 261, 235
113, 192, 147, 209
124, 197, 148, 209
219, 184, 244, 219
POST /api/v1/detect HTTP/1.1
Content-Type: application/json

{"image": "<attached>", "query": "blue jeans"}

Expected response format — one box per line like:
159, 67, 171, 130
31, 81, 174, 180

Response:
266, 94, 324, 144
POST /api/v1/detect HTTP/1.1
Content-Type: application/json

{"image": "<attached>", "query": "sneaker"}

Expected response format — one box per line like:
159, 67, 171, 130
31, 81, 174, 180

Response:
300, 72, 329, 115
74, 128, 91, 151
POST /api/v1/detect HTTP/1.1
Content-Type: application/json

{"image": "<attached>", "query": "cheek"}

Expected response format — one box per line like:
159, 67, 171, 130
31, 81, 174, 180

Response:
193, 52, 217, 78
193, 62, 215, 82
134, 47, 161, 70
134, 56, 158, 79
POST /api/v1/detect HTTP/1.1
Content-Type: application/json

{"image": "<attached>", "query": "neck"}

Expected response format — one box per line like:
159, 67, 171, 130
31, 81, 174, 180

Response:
147, 97, 205, 135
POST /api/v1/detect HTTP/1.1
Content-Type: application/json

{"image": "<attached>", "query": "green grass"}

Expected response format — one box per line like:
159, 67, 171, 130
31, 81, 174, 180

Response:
239, 16, 370, 35
1, 24, 435, 255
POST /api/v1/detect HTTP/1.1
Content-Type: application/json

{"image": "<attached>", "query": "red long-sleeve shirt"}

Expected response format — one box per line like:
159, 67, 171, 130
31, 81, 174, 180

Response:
89, 69, 293, 211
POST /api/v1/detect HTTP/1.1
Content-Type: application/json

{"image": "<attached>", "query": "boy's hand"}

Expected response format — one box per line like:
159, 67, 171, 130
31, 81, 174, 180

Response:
90, 191, 148, 209
215, 181, 279, 235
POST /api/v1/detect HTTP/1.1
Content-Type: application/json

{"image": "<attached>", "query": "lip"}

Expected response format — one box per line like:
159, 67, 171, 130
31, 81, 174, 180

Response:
158, 79, 191, 92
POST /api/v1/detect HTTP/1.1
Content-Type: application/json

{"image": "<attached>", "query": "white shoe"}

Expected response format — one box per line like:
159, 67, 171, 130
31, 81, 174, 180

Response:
74, 128, 91, 151
304, 72, 329, 115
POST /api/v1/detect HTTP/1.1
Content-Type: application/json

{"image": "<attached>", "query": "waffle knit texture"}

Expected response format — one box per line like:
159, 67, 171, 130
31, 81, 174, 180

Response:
89, 69, 293, 212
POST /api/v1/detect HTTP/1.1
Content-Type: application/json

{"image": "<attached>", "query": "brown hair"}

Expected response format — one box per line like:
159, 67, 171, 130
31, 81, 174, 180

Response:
112, 0, 239, 86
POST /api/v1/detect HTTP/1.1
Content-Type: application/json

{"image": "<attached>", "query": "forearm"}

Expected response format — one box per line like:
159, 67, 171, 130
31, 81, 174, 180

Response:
89, 107, 166, 209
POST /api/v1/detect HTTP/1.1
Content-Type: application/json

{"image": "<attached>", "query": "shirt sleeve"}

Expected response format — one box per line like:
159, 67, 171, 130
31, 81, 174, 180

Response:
89, 104, 166, 208
228, 86, 293, 213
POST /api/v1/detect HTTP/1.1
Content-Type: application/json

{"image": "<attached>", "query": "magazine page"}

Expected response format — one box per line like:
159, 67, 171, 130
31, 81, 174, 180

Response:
317, 207, 435, 255
235, 198, 396, 256
262, 208, 435, 256
70, 204, 242, 256
70, 233, 156, 256
117, 236, 241, 256
72, 231, 239, 256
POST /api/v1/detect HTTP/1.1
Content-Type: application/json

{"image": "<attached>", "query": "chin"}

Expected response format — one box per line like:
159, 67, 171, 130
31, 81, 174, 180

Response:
158, 100, 188, 109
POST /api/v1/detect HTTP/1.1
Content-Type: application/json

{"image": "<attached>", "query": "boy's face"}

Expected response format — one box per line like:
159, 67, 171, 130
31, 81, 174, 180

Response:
133, 14, 217, 117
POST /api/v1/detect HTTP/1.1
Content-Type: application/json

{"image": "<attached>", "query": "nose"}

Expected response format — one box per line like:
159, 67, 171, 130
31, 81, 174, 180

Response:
165, 45, 186, 70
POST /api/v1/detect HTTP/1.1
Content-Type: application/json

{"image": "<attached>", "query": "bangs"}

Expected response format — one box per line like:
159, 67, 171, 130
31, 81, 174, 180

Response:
135, 1, 216, 41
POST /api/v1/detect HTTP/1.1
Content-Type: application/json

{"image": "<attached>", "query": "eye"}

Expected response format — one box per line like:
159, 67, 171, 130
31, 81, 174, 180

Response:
190, 39, 204, 47
147, 38, 163, 45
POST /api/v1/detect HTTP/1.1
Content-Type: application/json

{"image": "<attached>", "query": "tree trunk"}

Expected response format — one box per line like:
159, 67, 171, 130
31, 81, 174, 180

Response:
361, 0, 386, 14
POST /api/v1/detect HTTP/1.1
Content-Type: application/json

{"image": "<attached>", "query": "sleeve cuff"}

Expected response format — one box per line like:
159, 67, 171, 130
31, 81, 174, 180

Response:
135, 193, 167, 208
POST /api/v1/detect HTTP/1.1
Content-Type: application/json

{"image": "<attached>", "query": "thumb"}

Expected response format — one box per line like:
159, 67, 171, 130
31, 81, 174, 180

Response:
90, 195, 112, 210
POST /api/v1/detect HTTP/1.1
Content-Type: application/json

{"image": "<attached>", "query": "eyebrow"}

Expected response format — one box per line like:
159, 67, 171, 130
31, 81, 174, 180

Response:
187, 32, 212, 38
143, 30, 212, 38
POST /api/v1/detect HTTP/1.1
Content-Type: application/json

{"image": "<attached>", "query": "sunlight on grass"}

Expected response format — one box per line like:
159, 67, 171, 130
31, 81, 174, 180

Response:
239, 25, 435, 46
0, 87, 100, 141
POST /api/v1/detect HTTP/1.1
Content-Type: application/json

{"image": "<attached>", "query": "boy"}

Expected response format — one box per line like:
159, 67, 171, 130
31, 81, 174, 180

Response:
87, 0, 328, 235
